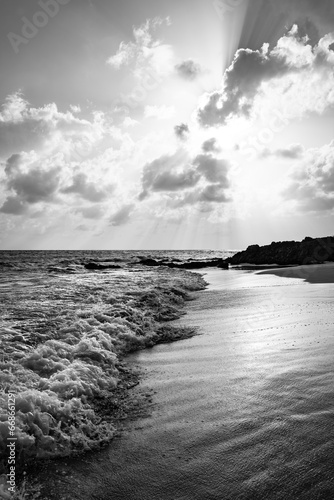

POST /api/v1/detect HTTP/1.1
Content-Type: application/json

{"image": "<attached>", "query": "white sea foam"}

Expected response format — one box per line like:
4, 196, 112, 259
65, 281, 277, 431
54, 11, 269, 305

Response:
0, 265, 206, 482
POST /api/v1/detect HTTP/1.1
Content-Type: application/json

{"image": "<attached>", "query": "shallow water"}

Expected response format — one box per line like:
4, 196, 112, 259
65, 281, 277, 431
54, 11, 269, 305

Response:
41, 268, 334, 500
0, 257, 206, 494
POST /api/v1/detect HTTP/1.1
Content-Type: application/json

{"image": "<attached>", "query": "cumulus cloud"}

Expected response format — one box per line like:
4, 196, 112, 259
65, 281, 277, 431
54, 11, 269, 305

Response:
238, 0, 334, 52
0, 92, 109, 161
0, 196, 26, 215
193, 154, 230, 185
0, 153, 61, 215
144, 105, 175, 120
174, 123, 189, 141
139, 151, 199, 200
202, 138, 220, 153
70, 105, 81, 114
8, 167, 61, 204
139, 149, 231, 208
198, 27, 334, 127
0, 92, 137, 224
109, 204, 134, 226
262, 143, 305, 159
62, 173, 113, 203
76, 205, 104, 220
123, 117, 139, 127
175, 60, 202, 80
107, 18, 173, 78
282, 140, 334, 212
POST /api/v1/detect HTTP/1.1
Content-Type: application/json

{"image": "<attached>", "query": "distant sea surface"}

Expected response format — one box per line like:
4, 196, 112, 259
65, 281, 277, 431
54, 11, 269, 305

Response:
0, 249, 235, 271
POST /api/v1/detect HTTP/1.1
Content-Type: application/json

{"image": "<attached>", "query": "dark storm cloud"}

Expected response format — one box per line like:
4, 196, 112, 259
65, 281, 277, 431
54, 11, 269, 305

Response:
175, 60, 202, 80
62, 173, 112, 203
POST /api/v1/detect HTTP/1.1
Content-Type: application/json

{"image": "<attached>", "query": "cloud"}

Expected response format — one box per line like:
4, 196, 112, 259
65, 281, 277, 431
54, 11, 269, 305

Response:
8, 166, 61, 204
262, 143, 305, 159
123, 117, 139, 127
70, 105, 81, 114
139, 149, 231, 209
107, 18, 173, 78
198, 27, 334, 127
193, 154, 230, 185
175, 60, 202, 80
0, 153, 62, 215
0, 92, 142, 224
0, 92, 110, 161
174, 123, 189, 141
238, 0, 334, 52
282, 140, 334, 212
62, 173, 113, 203
144, 105, 175, 120
76, 224, 90, 231
202, 138, 220, 153
76, 205, 104, 220
0, 196, 26, 215
109, 204, 134, 226
139, 151, 200, 200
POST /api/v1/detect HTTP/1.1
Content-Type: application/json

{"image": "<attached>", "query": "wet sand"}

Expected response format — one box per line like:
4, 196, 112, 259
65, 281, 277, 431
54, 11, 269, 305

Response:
258, 262, 334, 283
32, 268, 334, 500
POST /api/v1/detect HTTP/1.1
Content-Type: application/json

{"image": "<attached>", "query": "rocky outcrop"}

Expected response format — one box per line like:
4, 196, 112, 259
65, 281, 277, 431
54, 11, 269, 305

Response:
138, 257, 229, 270
84, 262, 122, 270
226, 236, 334, 266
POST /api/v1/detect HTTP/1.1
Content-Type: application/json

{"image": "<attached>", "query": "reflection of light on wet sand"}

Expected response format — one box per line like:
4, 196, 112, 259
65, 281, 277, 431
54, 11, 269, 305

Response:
42, 269, 334, 500
258, 262, 334, 284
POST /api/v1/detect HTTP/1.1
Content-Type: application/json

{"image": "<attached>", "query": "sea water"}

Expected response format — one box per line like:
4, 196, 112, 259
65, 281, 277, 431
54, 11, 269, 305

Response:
34, 268, 334, 500
0, 249, 232, 496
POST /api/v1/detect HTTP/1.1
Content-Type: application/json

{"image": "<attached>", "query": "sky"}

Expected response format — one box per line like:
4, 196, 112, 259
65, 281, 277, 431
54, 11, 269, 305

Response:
0, 0, 334, 250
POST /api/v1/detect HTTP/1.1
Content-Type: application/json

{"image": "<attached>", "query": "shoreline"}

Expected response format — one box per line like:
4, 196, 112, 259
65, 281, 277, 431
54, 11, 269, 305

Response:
22, 265, 334, 499
257, 262, 334, 283
0, 267, 207, 499
3, 260, 332, 498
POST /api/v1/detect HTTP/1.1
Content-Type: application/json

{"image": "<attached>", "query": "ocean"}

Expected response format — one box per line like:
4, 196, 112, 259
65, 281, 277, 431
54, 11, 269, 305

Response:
0, 249, 233, 498
1, 252, 334, 499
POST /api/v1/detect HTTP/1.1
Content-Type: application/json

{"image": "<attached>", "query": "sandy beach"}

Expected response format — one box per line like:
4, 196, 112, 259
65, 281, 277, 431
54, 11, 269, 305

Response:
31, 267, 334, 499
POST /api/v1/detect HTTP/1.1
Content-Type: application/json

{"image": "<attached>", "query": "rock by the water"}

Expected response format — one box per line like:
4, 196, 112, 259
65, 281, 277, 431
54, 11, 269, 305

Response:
138, 257, 229, 270
84, 262, 122, 270
227, 236, 334, 266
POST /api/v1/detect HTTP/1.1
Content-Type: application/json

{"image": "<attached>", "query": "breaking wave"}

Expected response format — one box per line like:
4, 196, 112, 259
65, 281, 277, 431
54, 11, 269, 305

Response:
0, 264, 206, 485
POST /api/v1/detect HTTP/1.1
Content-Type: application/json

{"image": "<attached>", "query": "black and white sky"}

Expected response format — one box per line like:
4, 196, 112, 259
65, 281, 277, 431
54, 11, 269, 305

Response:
1, 0, 334, 249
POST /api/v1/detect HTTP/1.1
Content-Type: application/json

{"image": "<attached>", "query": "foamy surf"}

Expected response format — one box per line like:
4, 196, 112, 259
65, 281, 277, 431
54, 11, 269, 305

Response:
0, 262, 206, 497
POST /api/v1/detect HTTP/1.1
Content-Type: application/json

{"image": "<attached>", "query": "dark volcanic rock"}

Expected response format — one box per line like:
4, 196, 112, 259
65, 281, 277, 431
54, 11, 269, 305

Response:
226, 236, 334, 266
